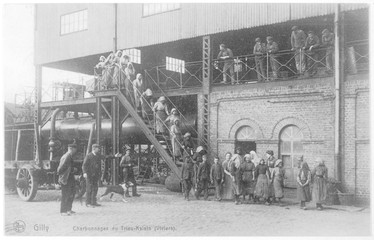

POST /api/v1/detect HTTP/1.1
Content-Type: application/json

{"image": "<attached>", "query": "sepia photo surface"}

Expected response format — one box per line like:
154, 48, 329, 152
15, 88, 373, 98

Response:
2, 2, 373, 237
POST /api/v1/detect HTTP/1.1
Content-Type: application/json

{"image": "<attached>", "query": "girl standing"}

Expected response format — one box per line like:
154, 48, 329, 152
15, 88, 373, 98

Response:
254, 159, 271, 205
297, 160, 312, 210
240, 154, 256, 203
271, 159, 286, 204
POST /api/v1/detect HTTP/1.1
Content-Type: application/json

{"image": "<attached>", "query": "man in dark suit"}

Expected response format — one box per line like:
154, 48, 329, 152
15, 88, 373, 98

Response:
195, 154, 210, 200
57, 144, 78, 216
181, 155, 194, 201
82, 144, 102, 207
210, 156, 224, 201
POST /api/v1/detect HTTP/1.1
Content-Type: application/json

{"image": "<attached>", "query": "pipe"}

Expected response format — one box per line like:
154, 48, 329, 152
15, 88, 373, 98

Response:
86, 122, 96, 156
49, 108, 62, 161
334, 4, 341, 182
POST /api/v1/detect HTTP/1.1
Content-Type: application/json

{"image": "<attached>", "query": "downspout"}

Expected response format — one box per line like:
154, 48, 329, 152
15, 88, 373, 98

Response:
49, 108, 62, 161
334, 4, 341, 182
86, 122, 96, 156
113, 3, 118, 52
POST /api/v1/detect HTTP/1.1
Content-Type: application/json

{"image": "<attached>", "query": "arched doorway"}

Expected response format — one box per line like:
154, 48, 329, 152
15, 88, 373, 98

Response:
279, 125, 304, 188
235, 126, 256, 155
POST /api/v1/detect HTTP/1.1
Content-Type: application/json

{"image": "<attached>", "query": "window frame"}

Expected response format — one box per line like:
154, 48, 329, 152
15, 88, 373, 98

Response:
60, 9, 88, 36
279, 125, 304, 168
142, 3, 181, 18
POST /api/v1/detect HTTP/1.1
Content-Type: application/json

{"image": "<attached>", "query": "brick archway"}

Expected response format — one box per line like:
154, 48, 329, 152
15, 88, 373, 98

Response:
271, 117, 312, 140
228, 118, 264, 140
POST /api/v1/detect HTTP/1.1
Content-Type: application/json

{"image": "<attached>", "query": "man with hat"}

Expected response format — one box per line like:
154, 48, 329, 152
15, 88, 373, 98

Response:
57, 143, 78, 216
120, 149, 141, 197
253, 37, 266, 82
291, 26, 307, 74
303, 30, 320, 76
82, 144, 103, 207
266, 36, 279, 80
321, 29, 335, 73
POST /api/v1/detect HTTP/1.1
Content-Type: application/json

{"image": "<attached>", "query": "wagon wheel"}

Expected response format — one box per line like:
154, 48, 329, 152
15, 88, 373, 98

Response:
16, 167, 38, 201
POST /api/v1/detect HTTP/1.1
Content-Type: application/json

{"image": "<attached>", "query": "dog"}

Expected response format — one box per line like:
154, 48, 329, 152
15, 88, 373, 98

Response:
99, 182, 133, 203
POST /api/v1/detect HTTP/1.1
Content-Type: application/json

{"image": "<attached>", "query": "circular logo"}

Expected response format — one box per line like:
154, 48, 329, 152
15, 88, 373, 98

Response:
13, 220, 26, 233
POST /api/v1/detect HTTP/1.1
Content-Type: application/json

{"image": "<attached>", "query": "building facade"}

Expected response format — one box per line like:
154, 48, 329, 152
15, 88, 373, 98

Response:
34, 3, 370, 204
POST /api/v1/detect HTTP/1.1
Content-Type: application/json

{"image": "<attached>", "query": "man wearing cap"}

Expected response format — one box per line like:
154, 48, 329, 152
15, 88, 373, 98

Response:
217, 44, 235, 84
321, 29, 335, 73
253, 37, 266, 82
304, 30, 320, 76
291, 26, 307, 74
195, 154, 211, 200
82, 144, 103, 207
120, 149, 141, 197
266, 36, 279, 80
57, 144, 78, 216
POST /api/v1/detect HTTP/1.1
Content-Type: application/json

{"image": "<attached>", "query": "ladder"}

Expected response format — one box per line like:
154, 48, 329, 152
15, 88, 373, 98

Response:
94, 90, 182, 180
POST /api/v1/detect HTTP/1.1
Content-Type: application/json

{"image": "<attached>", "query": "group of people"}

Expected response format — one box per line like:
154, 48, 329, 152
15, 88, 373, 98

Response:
217, 26, 335, 84
181, 146, 329, 211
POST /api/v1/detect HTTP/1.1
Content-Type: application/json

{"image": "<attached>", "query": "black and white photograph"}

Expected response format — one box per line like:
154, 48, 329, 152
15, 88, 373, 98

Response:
1, 1, 373, 237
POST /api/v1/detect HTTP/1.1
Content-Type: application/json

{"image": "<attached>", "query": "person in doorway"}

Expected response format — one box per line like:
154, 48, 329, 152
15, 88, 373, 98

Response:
253, 37, 266, 82
152, 96, 169, 136
304, 30, 320, 77
297, 156, 312, 210
181, 155, 194, 201
231, 147, 243, 204
311, 157, 328, 210
217, 44, 235, 84
195, 154, 210, 200
82, 144, 103, 207
57, 144, 78, 216
120, 149, 141, 197
133, 73, 144, 114
271, 159, 286, 204
170, 119, 182, 162
321, 28, 335, 74
240, 154, 256, 203
254, 158, 271, 205
210, 156, 224, 201
291, 26, 307, 75
266, 36, 279, 80
222, 152, 234, 200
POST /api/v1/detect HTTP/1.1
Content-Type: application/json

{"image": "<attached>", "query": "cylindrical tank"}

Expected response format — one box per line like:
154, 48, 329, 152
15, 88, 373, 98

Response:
41, 115, 197, 144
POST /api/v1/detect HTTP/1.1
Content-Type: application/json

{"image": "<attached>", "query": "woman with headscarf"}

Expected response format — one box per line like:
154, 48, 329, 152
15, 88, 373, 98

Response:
170, 119, 182, 162
311, 157, 328, 210
271, 159, 286, 204
112, 50, 123, 88
122, 54, 136, 105
254, 158, 271, 205
222, 152, 234, 200
265, 150, 276, 202
94, 56, 107, 89
182, 132, 194, 158
250, 150, 261, 167
297, 158, 312, 210
152, 96, 169, 135
140, 89, 154, 121
165, 108, 180, 129
133, 73, 144, 113
230, 147, 243, 204
103, 51, 116, 88
240, 154, 256, 203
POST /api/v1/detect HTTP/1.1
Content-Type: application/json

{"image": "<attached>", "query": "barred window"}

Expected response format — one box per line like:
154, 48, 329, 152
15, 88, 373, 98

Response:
166, 57, 185, 74
61, 9, 88, 35
123, 49, 141, 64
143, 3, 180, 17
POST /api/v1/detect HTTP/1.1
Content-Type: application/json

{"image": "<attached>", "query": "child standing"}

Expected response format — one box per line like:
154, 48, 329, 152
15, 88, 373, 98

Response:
210, 156, 224, 201
297, 158, 312, 210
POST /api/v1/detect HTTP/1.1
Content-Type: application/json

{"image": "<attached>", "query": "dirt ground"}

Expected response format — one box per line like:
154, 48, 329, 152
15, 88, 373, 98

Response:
3, 184, 372, 236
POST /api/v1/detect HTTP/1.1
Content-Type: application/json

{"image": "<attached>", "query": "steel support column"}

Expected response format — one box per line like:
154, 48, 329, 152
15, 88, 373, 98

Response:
34, 65, 42, 164
111, 96, 120, 185
96, 97, 102, 144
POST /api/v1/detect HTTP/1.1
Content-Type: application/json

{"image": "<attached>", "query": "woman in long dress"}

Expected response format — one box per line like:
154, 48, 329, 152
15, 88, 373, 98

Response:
170, 119, 182, 162
152, 96, 169, 135
297, 160, 312, 210
112, 50, 123, 88
271, 159, 286, 204
254, 158, 271, 205
165, 108, 180, 129
222, 152, 234, 200
132, 73, 144, 112
311, 157, 328, 210
122, 54, 136, 105
230, 147, 243, 205
240, 154, 256, 203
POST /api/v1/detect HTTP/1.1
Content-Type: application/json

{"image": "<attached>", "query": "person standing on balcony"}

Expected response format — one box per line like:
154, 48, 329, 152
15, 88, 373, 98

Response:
217, 44, 235, 85
311, 157, 328, 211
94, 56, 107, 89
133, 73, 144, 114
321, 29, 335, 74
266, 36, 279, 80
291, 26, 307, 75
253, 37, 266, 82
112, 50, 123, 89
304, 30, 320, 77
122, 54, 136, 106
104, 51, 116, 89
152, 96, 169, 136
170, 119, 182, 162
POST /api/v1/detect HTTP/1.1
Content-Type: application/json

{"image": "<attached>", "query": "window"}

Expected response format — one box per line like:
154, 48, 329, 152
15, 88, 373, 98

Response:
61, 9, 88, 35
123, 49, 141, 64
235, 126, 255, 141
280, 125, 304, 174
143, 3, 180, 17
166, 57, 185, 74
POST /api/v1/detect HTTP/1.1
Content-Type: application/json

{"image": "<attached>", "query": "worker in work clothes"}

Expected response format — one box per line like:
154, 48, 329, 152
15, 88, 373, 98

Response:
195, 154, 210, 200
266, 36, 279, 80
57, 144, 78, 216
304, 30, 320, 77
217, 44, 235, 84
120, 149, 141, 197
253, 37, 266, 82
82, 144, 103, 207
321, 29, 335, 73
291, 26, 307, 74
210, 156, 224, 201
181, 155, 194, 201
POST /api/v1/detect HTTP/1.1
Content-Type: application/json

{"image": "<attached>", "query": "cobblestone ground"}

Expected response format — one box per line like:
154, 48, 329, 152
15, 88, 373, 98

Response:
4, 184, 372, 236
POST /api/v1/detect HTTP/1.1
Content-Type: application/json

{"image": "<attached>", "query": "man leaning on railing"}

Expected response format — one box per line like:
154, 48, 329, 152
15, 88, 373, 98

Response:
321, 29, 335, 74
304, 30, 320, 77
291, 26, 307, 75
